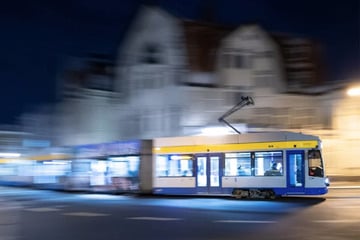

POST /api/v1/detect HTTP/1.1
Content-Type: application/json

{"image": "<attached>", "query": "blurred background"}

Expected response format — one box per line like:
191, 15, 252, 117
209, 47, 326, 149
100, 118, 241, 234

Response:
0, 0, 359, 181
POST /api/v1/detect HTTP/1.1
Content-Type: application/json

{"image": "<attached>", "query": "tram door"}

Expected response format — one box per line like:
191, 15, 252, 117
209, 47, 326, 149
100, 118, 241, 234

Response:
196, 154, 222, 193
286, 150, 305, 193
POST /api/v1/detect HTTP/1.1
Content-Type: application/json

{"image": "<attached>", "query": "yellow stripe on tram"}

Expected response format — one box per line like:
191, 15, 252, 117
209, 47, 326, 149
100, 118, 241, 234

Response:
154, 140, 318, 154
28, 154, 73, 161
0, 158, 9, 163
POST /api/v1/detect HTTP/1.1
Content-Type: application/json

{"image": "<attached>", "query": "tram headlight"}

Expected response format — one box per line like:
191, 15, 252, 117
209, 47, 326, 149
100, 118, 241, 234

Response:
325, 176, 330, 186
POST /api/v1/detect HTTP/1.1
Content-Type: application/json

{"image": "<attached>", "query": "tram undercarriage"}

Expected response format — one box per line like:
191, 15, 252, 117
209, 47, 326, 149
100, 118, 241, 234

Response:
232, 188, 277, 199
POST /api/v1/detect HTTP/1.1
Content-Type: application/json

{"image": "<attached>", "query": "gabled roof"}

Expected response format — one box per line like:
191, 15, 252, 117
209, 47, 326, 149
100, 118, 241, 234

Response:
128, 5, 236, 73
181, 20, 235, 72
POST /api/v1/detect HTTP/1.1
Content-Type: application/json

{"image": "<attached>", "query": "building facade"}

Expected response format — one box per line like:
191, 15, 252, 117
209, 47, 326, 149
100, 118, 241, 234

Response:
17, 6, 359, 177
116, 6, 329, 136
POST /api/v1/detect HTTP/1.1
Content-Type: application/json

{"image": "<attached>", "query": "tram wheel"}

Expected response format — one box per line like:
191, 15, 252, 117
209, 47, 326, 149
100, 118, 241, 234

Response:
264, 190, 276, 199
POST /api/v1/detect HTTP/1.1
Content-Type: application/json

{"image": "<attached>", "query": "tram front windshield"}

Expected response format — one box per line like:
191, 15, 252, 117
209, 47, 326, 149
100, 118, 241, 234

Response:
308, 150, 324, 177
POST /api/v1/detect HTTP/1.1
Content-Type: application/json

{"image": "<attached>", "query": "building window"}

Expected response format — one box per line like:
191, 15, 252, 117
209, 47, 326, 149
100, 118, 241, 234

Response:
244, 55, 252, 68
140, 43, 161, 64
234, 55, 243, 68
222, 53, 232, 68
221, 52, 251, 69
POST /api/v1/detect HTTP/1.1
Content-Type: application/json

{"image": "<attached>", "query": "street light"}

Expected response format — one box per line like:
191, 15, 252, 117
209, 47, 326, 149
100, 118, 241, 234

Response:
346, 86, 360, 97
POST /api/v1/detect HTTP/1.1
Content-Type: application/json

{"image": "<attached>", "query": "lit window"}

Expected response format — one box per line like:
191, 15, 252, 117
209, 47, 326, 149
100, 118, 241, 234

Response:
156, 155, 194, 177
224, 152, 251, 176
109, 156, 140, 177
256, 151, 283, 176
156, 155, 193, 177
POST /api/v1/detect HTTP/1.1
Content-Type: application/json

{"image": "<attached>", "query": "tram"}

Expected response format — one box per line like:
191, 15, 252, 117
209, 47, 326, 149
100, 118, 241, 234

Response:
153, 131, 329, 198
0, 131, 329, 198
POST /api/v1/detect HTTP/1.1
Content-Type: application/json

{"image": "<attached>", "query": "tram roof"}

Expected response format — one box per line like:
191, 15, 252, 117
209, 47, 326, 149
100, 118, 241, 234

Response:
154, 131, 320, 147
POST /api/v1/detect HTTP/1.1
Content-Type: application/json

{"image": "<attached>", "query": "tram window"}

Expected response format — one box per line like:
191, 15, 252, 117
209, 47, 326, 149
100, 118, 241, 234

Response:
156, 156, 168, 177
224, 152, 251, 176
156, 155, 193, 177
109, 156, 140, 177
255, 151, 283, 176
72, 160, 91, 173
308, 150, 324, 177
91, 161, 107, 173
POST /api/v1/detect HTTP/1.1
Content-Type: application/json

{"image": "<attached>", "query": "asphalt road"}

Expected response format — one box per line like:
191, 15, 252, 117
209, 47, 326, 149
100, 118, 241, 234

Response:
0, 187, 359, 240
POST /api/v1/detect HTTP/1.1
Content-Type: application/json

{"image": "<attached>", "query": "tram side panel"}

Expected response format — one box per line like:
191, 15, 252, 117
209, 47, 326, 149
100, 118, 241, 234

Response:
153, 177, 197, 195
153, 137, 328, 197
221, 176, 286, 195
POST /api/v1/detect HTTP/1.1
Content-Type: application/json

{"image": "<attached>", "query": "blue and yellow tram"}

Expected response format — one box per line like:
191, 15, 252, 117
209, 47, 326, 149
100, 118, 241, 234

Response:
153, 131, 329, 198
0, 131, 329, 198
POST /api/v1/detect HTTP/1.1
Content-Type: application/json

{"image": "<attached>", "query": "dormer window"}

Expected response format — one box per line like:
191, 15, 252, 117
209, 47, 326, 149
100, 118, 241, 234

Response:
221, 51, 252, 69
140, 43, 161, 64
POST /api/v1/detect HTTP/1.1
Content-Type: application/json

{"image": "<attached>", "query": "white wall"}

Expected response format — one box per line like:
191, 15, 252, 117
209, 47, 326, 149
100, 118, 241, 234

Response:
114, 6, 189, 139
218, 25, 286, 94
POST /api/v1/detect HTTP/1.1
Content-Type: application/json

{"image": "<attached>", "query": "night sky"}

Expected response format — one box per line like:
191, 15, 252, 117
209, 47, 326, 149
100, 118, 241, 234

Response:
0, 0, 359, 125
